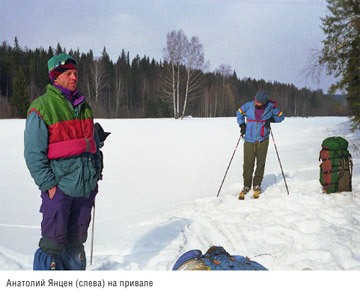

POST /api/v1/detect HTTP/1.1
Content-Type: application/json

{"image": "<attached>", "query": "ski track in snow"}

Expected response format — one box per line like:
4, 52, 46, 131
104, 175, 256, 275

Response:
0, 117, 359, 271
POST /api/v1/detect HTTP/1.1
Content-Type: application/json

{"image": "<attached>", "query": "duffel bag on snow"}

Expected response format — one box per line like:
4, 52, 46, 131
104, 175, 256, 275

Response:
172, 246, 267, 270
319, 136, 353, 194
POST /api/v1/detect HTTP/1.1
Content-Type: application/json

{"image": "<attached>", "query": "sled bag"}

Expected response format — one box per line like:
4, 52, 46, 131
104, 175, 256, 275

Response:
172, 246, 267, 271
319, 136, 353, 193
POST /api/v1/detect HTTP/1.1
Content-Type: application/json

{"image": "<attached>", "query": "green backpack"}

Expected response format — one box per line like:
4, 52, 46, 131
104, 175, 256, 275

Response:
319, 136, 353, 194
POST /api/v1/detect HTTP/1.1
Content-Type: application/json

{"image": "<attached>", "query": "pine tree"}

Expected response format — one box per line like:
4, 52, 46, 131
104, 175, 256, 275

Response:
56, 42, 63, 55
11, 68, 29, 118
319, 0, 360, 129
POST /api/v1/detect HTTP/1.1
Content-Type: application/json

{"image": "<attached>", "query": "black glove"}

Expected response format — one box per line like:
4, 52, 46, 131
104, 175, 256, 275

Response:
240, 123, 246, 137
265, 117, 275, 129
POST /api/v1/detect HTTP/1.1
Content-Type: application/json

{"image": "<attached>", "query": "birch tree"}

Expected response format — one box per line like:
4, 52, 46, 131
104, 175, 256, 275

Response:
114, 68, 123, 118
88, 58, 107, 111
162, 30, 188, 119
162, 29, 207, 119
181, 36, 207, 119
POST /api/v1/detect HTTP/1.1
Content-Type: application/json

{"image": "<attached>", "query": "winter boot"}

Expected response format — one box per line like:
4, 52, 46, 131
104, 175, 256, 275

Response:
33, 248, 65, 270
253, 185, 262, 199
239, 186, 250, 200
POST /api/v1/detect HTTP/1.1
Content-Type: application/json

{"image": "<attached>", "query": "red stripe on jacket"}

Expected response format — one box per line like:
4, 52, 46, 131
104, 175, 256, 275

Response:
247, 119, 266, 137
47, 118, 95, 159
28, 108, 44, 120
47, 137, 97, 159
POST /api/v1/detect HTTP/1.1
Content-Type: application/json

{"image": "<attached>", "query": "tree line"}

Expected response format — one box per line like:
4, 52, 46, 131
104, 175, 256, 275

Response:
0, 35, 348, 119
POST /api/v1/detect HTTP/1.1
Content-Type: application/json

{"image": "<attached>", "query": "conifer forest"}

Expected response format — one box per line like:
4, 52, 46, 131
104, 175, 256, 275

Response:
0, 37, 348, 119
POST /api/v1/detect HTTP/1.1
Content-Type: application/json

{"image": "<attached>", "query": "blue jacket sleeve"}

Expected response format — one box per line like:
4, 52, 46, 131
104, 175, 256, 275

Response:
24, 112, 57, 192
236, 103, 248, 126
271, 106, 285, 123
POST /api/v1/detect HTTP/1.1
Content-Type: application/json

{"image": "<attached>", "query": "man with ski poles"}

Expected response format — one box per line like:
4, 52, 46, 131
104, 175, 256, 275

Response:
237, 90, 284, 199
24, 53, 102, 270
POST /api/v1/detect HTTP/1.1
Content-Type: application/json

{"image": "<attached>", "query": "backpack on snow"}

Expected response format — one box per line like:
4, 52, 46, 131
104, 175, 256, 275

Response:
319, 136, 353, 194
172, 246, 267, 271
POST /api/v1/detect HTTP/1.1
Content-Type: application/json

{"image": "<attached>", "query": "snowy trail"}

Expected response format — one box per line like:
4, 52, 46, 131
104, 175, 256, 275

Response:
90, 174, 360, 271
0, 117, 359, 271
90, 189, 360, 271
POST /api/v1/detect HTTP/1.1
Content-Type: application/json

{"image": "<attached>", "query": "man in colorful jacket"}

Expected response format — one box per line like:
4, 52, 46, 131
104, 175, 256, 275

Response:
24, 53, 102, 270
236, 90, 284, 200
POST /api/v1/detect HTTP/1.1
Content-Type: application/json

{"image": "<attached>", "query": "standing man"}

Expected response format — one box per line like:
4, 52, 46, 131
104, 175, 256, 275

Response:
24, 53, 102, 270
236, 91, 284, 199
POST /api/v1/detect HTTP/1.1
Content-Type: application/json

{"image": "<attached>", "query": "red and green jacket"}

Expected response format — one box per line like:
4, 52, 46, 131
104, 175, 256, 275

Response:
24, 84, 101, 197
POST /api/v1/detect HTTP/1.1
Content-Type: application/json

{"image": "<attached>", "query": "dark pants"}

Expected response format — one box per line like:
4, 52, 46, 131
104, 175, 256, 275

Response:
243, 139, 269, 188
38, 185, 98, 254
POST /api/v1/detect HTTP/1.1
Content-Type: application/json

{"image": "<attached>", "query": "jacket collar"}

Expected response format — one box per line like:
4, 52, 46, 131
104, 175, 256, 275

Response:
52, 84, 85, 106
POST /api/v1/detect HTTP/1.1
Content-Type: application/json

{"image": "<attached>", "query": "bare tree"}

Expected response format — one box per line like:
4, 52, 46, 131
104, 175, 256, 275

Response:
303, 48, 325, 89
181, 36, 207, 119
216, 64, 232, 78
114, 67, 123, 118
215, 64, 233, 116
162, 30, 188, 119
160, 62, 177, 116
88, 58, 107, 111
162, 29, 207, 119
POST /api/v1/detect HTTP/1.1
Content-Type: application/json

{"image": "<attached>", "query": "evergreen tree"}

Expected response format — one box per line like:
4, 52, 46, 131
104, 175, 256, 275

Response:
319, 0, 360, 129
0, 37, 351, 119
56, 42, 63, 55
11, 68, 30, 118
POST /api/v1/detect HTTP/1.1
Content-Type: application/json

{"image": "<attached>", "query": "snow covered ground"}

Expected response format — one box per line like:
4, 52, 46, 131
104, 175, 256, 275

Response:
0, 116, 359, 295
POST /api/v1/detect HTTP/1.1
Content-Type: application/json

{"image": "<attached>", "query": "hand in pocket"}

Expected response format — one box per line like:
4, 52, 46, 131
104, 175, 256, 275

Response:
48, 186, 57, 199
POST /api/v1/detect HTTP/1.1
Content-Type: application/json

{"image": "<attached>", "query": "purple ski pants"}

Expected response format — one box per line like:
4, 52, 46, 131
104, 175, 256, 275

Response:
39, 185, 98, 249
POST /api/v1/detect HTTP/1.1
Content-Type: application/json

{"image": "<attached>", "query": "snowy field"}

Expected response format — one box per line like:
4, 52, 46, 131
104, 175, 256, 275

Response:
0, 117, 359, 295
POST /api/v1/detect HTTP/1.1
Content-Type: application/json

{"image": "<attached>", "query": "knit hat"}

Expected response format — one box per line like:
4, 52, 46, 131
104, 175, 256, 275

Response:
254, 90, 269, 104
48, 53, 78, 82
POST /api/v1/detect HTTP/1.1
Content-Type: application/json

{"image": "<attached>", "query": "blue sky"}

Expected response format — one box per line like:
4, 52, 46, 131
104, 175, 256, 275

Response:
1, 0, 336, 92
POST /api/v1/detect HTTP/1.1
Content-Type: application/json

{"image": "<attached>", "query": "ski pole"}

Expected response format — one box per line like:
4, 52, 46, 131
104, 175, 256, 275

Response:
90, 199, 96, 265
217, 135, 242, 197
269, 128, 289, 195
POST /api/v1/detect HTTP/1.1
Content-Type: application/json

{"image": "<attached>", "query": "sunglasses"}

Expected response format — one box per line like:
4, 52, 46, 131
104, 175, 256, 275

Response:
49, 58, 77, 72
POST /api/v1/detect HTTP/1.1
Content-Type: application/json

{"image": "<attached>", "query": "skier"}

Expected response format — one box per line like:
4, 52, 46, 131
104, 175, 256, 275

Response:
237, 90, 284, 199
24, 53, 102, 270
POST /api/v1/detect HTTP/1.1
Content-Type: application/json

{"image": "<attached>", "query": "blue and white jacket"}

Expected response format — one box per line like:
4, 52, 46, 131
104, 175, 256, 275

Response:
236, 100, 284, 143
